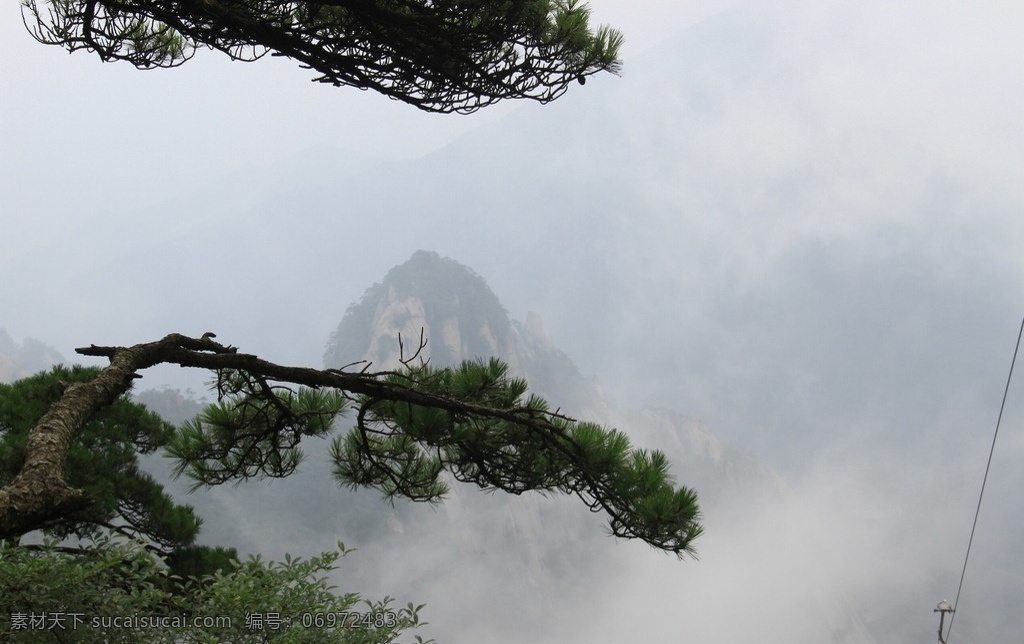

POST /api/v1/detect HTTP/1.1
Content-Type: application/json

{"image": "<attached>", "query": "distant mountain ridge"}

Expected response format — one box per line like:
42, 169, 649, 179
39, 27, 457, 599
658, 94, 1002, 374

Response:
0, 330, 64, 383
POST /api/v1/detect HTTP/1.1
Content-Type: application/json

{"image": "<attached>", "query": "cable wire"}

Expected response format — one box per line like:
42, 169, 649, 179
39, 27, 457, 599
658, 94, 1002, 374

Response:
945, 313, 1024, 642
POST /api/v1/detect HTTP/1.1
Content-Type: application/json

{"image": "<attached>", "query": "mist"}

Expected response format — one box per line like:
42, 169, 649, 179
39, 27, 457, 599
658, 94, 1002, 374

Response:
3, 1, 1024, 642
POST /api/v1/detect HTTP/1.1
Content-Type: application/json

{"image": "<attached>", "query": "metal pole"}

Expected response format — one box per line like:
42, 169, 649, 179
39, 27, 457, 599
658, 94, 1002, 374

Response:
934, 600, 954, 644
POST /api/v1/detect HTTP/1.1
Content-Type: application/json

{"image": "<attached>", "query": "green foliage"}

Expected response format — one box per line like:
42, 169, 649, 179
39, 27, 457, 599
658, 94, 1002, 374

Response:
176, 544, 432, 643
330, 357, 703, 556
0, 538, 431, 643
22, 0, 623, 113
167, 369, 347, 488
0, 366, 236, 572
167, 349, 700, 555
0, 537, 176, 643
6, 335, 699, 560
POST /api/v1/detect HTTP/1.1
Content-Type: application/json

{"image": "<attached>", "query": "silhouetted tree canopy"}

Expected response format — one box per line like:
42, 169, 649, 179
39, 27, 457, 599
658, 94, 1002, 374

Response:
21, 0, 623, 113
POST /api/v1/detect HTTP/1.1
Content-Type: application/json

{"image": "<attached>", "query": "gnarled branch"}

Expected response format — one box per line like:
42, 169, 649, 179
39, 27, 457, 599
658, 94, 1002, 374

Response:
0, 333, 701, 557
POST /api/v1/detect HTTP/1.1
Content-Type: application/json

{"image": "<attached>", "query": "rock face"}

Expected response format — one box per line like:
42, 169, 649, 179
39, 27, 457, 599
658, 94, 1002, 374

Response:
327, 250, 509, 368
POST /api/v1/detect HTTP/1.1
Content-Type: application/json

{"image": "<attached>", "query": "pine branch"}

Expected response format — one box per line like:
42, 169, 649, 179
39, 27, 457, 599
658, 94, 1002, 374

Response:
0, 333, 701, 557
21, 0, 623, 113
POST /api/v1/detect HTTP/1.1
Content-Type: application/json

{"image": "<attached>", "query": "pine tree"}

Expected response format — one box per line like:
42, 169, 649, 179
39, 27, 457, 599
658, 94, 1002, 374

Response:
0, 365, 236, 579
21, 0, 623, 113
0, 333, 702, 557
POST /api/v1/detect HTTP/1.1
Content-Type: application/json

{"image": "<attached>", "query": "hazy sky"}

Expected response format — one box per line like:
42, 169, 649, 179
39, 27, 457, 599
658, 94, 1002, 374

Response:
4, 2, 1024, 643
0, 0, 730, 352
0, 0, 727, 210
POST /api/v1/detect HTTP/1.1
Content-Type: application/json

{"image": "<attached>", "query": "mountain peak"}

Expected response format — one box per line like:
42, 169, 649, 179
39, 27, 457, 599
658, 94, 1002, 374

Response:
0, 329, 65, 383
323, 251, 614, 420
324, 250, 512, 370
